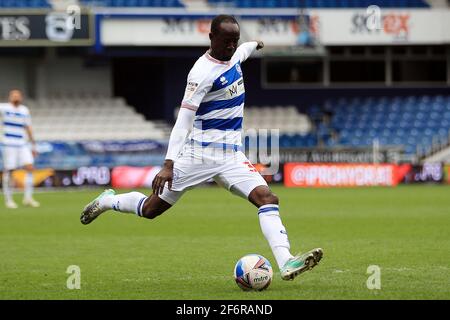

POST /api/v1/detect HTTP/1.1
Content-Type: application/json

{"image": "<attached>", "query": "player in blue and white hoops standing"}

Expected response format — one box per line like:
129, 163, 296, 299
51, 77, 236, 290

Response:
1, 89, 40, 209
81, 15, 322, 281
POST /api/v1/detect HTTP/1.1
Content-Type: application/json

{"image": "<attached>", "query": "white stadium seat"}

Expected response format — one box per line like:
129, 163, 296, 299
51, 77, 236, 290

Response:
27, 95, 170, 142
244, 106, 313, 135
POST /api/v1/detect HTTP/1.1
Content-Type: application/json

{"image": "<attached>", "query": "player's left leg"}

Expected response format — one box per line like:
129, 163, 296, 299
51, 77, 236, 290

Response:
20, 145, 39, 207
81, 151, 200, 225
22, 163, 40, 207
80, 187, 178, 225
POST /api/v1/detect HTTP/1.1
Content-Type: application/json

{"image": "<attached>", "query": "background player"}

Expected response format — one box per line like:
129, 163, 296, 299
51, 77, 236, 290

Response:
81, 15, 322, 281
0, 90, 40, 209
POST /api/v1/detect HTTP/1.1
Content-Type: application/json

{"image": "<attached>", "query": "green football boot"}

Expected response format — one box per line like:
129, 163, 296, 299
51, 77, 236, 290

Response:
280, 248, 323, 281
80, 189, 115, 225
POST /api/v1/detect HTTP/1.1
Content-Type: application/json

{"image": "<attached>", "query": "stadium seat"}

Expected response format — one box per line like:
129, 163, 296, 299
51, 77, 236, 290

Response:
79, 0, 184, 7
0, 0, 51, 7
235, 94, 447, 155
319, 95, 450, 155
206, 0, 430, 8
25, 95, 171, 142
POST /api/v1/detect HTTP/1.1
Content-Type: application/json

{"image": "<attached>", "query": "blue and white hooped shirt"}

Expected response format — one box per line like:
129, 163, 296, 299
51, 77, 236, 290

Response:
180, 42, 258, 150
0, 103, 32, 147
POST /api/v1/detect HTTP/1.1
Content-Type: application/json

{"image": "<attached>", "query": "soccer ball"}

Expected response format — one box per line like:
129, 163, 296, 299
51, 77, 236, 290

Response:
234, 254, 273, 291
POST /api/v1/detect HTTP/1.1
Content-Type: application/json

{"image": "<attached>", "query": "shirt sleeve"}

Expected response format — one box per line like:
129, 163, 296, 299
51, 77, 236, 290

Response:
235, 41, 258, 63
180, 69, 212, 112
165, 107, 196, 161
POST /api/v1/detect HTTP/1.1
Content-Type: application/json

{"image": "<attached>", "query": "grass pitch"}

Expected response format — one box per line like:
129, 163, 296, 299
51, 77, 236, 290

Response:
0, 185, 449, 300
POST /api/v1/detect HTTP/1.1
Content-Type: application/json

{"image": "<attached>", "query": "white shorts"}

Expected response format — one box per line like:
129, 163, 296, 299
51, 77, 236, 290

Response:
159, 145, 268, 205
2, 145, 34, 171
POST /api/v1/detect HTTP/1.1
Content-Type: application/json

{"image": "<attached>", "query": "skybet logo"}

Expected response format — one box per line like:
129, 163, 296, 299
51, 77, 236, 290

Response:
350, 5, 410, 39
351, 11, 410, 38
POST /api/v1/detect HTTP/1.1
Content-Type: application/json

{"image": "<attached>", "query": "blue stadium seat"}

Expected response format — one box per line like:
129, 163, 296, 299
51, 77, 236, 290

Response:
320, 94, 449, 155
0, 0, 50, 7
208, 0, 430, 8
79, 0, 184, 7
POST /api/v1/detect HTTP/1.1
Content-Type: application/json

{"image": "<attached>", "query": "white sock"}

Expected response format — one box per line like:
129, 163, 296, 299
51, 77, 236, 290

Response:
24, 172, 33, 201
258, 204, 294, 269
99, 191, 147, 216
2, 171, 13, 202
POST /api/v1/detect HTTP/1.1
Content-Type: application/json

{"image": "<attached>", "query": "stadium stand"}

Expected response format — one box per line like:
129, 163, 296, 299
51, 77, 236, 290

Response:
0, 0, 429, 8
244, 106, 317, 148
244, 105, 312, 134
1, 94, 448, 167
0, 95, 170, 169
307, 95, 450, 154
5, 93, 446, 169
20, 95, 170, 141
0, 0, 185, 7
242, 95, 449, 156
29, 139, 166, 169
208, 0, 430, 8
79, 0, 185, 7
0, 0, 50, 7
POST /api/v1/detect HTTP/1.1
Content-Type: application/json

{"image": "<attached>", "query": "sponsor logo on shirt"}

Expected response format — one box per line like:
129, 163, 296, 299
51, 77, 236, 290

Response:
225, 78, 245, 99
220, 76, 228, 85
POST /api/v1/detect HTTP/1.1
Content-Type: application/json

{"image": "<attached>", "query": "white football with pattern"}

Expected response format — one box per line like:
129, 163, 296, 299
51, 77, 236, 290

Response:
234, 254, 273, 291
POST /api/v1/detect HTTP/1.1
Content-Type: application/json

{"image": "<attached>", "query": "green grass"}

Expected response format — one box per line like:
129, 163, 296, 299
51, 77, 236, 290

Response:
1, 185, 449, 300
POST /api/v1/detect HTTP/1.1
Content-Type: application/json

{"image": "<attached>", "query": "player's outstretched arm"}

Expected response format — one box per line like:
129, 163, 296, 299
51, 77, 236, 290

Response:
237, 40, 264, 62
152, 107, 195, 195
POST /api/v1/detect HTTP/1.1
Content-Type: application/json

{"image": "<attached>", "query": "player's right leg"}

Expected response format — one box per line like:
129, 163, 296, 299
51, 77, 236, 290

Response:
80, 185, 182, 225
247, 186, 323, 280
217, 151, 323, 281
2, 169, 17, 209
2, 147, 18, 209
